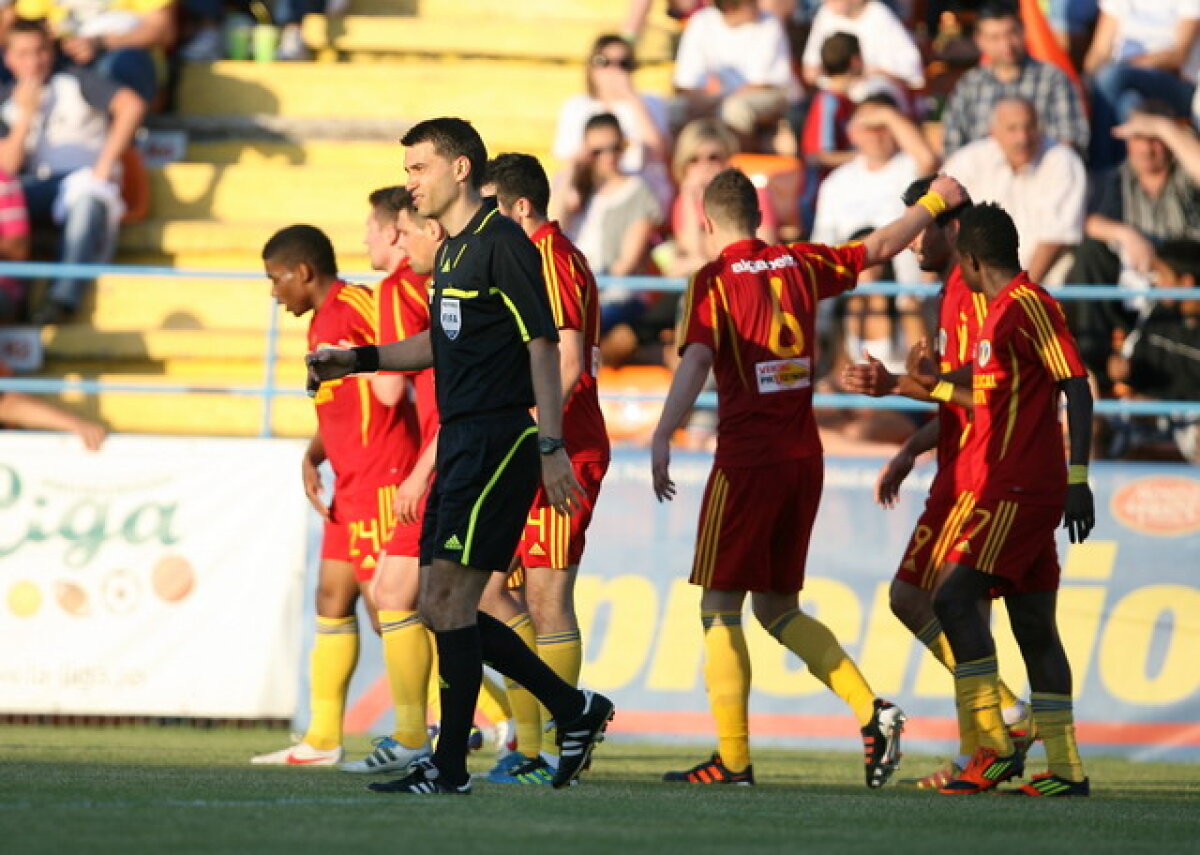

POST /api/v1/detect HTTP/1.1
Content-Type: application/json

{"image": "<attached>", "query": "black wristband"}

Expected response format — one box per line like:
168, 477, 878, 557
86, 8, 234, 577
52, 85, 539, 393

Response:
351, 345, 380, 373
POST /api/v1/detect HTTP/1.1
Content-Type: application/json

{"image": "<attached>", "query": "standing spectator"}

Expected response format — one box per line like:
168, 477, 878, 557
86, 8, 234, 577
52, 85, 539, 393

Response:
13, 0, 175, 102
672, 0, 800, 148
944, 96, 1085, 284
1067, 105, 1200, 388
941, 1, 1089, 157
552, 34, 672, 212
1084, 0, 1200, 170
0, 19, 146, 324
802, 0, 925, 94
0, 167, 30, 322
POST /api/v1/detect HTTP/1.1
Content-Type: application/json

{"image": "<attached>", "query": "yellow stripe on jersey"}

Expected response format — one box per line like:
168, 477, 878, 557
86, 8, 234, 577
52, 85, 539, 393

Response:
925, 491, 975, 588
339, 287, 377, 333
713, 276, 748, 389
537, 238, 566, 328
1000, 345, 1020, 460
357, 376, 372, 446
978, 501, 1018, 574
971, 292, 988, 325
1013, 287, 1072, 379
695, 470, 729, 588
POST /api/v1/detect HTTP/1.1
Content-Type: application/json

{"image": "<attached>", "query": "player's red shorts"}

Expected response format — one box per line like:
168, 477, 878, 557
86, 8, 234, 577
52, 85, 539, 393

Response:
517, 459, 607, 570
689, 455, 822, 594
942, 491, 1062, 595
383, 493, 429, 560
322, 483, 397, 581
894, 479, 968, 590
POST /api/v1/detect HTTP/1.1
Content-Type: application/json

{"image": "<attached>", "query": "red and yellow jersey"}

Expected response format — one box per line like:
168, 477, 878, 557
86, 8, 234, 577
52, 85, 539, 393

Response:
933, 265, 988, 490
531, 220, 610, 463
377, 261, 439, 450
309, 280, 419, 494
680, 238, 867, 467
962, 272, 1086, 505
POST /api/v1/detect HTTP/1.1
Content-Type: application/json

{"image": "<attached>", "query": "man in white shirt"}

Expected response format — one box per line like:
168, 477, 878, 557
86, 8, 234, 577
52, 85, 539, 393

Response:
944, 97, 1086, 285
672, 0, 800, 140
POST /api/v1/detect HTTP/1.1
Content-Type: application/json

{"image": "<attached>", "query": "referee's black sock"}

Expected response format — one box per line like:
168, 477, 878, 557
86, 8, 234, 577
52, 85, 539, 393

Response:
431, 624, 482, 787
477, 611, 584, 722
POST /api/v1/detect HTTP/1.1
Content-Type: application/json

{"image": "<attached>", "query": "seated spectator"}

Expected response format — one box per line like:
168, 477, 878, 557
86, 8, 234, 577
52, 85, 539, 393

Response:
0, 168, 30, 322
1068, 104, 1200, 389
672, 0, 800, 149
552, 34, 672, 211
801, 0, 924, 96
0, 19, 146, 325
12, 0, 174, 103
657, 117, 777, 278
1084, 0, 1200, 170
1107, 240, 1200, 462
553, 113, 663, 363
941, 1, 1089, 157
944, 96, 1085, 284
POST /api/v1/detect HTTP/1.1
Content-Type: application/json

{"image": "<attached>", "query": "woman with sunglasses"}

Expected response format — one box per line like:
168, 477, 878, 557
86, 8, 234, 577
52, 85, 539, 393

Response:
551, 34, 672, 211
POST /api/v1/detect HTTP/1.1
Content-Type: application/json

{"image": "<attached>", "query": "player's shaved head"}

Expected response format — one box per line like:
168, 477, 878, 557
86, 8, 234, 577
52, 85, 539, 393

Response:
401, 117, 488, 189
262, 224, 338, 276
956, 202, 1020, 270
485, 153, 551, 218
703, 168, 761, 235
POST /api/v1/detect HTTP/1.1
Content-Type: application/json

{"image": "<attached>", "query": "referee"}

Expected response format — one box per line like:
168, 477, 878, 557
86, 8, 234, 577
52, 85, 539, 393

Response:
307, 117, 614, 794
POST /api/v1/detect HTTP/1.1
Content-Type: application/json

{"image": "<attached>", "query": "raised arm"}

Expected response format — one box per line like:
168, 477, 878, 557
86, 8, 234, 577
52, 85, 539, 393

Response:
306, 330, 433, 387
860, 174, 967, 268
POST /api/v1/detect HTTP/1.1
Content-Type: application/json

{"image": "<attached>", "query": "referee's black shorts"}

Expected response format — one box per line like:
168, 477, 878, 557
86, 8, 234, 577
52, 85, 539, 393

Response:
420, 409, 540, 573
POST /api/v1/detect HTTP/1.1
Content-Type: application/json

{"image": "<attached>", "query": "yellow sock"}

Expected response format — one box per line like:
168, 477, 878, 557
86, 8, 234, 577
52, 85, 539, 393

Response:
769, 609, 876, 726
536, 629, 582, 756
503, 614, 542, 757
304, 615, 359, 751
379, 610, 430, 749
917, 619, 975, 756
477, 672, 510, 724
954, 656, 1012, 754
702, 611, 751, 773
1032, 693, 1085, 781
997, 681, 1021, 714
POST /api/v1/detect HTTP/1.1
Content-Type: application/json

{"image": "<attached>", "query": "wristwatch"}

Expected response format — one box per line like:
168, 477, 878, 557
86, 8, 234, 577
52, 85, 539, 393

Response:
538, 436, 566, 455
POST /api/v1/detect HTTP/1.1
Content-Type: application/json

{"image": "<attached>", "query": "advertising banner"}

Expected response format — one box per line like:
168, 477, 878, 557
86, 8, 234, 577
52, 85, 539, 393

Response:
0, 434, 308, 718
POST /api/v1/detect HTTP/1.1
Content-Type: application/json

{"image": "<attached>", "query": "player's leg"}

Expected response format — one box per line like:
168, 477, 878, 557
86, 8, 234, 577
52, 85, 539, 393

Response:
526, 562, 581, 771
480, 566, 541, 777
1004, 588, 1088, 796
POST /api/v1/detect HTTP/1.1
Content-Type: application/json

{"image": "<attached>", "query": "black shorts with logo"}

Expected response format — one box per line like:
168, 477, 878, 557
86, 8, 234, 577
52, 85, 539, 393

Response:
420, 409, 541, 573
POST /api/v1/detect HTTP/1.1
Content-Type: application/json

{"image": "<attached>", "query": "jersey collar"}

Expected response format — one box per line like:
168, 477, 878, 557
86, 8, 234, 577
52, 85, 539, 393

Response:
996, 270, 1033, 302
453, 196, 500, 240
719, 238, 768, 260
529, 220, 562, 244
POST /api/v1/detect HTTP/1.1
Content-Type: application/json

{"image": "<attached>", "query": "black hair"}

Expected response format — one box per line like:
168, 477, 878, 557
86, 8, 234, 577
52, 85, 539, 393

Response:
261, 224, 338, 276
1158, 240, 1200, 280
820, 32, 861, 76
583, 112, 623, 138
484, 153, 551, 218
400, 117, 488, 189
368, 186, 409, 218
8, 18, 50, 38
902, 175, 973, 226
956, 202, 1020, 270
977, 1, 1020, 23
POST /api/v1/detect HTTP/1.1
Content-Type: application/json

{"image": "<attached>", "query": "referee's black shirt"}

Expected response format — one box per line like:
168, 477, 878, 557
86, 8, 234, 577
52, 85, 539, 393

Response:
430, 197, 559, 424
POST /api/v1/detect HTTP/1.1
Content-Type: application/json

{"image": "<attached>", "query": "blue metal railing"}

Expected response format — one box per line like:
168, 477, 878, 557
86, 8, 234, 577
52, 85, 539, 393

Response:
2, 261, 1197, 436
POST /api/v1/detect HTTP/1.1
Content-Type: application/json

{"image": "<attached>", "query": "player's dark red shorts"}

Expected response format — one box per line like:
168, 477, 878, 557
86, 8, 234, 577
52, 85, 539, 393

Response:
518, 458, 607, 569
942, 491, 1062, 595
383, 492, 429, 560
322, 483, 397, 581
895, 479, 970, 590
689, 455, 822, 594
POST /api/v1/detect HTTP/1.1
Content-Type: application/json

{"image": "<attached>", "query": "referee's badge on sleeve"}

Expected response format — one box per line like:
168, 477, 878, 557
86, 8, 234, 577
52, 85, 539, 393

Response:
441, 298, 462, 341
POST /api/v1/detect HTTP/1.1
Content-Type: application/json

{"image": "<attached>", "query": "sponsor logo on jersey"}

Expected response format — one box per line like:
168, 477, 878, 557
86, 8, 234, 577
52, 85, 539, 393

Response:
730, 255, 798, 274
755, 358, 811, 394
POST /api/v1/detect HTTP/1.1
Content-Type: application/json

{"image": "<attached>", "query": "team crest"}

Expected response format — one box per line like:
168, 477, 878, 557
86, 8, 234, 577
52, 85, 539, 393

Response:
976, 339, 992, 367
441, 297, 462, 341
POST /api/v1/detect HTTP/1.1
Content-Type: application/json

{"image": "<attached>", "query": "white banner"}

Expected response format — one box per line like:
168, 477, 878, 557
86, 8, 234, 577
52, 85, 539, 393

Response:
0, 433, 308, 718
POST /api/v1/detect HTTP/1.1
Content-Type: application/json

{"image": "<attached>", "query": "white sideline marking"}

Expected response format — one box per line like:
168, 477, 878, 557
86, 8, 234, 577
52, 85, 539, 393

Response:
0, 796, 380, 810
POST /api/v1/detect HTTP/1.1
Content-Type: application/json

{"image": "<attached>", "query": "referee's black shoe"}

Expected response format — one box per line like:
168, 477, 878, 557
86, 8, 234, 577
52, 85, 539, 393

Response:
552, 689, 616, 788
367, 757, 471, 795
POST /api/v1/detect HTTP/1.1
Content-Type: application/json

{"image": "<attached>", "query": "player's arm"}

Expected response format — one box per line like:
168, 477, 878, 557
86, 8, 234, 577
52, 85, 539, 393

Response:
0, 391, 107, 450
301, 432, 330, 519
369, 372, 407, 407
529, 336, 587, 516
1060, 375, 1095, 544
306, 330, 433, 387
650, 342, 714, 502
876, 418, 940, 509
395, 431, 437, 526
559, 327, 585, 406
860, 174, 967, 268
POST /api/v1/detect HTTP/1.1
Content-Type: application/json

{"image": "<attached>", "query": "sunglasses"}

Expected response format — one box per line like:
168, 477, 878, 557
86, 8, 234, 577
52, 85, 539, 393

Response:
589, 142, 625, 157
590, 54, 637, 72
688, 152, 726, 164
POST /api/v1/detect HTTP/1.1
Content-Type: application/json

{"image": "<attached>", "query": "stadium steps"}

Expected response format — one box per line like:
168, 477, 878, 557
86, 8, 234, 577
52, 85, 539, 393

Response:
69, 388, 315, 436
80, 275, 307, 332
43, 325, 306, 362
118, 218, 365, 258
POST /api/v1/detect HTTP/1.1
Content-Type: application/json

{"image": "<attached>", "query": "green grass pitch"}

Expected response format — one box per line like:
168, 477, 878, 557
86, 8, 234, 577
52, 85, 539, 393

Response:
2, 725, 1197, 855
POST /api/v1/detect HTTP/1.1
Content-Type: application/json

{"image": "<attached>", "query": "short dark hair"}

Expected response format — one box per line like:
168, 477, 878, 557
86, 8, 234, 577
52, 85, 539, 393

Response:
368, 186, 408, 219
902, 175, 972, 226
400, 117, 488, 189
956, 202, 1020, 270
820, 33, 861, 76
583, 112, 623, 138
858, 92, 899, 111
703, 168, 761, 234
485, 153, 551, 218
1130, 98, 1183, 121
262, 224, 338, 276
1158, 240, 1200, 280
8, 17, 50, 39
977, 1, 1020, 24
